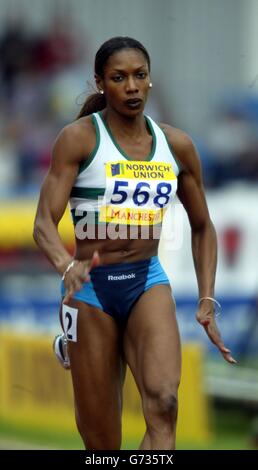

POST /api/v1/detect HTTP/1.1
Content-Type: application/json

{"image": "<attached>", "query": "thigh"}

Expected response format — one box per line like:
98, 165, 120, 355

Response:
62, 299, 126, 430
123, 285, 181, 398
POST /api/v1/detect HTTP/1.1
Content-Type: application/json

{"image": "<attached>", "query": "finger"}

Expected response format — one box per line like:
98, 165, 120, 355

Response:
73, 279, 83, 292
207, 331, 237, 364
83, 251, 101, 281
63, 294, 71, 304
79, 268, 91, 283
215, 337, 233, 356
63, 289, 74, 304
89, 250, 101, 271
199, 314, 237, 364
63, 295, 70, 304
222, 351, 238, 364
202, 322, 220, 345
207, 330, 238, 364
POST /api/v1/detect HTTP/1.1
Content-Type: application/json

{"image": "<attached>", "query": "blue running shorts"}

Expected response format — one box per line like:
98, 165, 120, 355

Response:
61, 256, 170, 324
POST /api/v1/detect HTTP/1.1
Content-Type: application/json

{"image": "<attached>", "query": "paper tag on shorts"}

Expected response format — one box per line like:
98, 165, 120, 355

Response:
62, 304, 78, 342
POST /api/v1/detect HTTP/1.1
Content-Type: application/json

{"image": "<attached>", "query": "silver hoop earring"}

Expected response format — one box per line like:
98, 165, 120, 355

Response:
99, 89, 104, 95
149, 83, 153, 88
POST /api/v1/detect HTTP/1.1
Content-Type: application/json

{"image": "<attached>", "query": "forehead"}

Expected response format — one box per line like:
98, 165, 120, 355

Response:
105, 48, 148, 72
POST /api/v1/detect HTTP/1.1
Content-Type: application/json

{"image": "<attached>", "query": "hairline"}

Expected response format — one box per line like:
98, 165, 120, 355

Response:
96, 47, 150, 77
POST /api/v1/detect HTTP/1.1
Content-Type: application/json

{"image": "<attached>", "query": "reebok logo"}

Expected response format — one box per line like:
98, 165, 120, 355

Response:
108, 273, 136, 281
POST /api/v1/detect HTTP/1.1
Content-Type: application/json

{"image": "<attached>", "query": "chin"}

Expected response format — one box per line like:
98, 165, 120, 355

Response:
122, 106, 144, 117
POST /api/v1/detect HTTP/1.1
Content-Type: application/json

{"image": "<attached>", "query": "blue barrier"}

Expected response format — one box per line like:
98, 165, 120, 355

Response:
0, 294, 257, 355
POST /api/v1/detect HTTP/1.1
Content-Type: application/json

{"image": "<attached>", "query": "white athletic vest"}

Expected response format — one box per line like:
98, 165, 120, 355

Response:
70, 111, 180, 227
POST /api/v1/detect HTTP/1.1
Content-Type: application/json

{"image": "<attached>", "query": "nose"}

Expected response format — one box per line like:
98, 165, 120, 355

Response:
125, 76, 139, 93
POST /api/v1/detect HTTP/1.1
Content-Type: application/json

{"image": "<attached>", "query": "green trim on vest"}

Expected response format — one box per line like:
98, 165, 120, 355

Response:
71, 208, 99, 225
98, 111, 156, 161
78, 114, 100, 174
70, 187, 105, 199
157, 124, 182, 174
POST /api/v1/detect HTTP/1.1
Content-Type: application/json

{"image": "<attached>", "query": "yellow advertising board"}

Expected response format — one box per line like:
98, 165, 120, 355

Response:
0, 331, 211, 446
0, 201, 73, 248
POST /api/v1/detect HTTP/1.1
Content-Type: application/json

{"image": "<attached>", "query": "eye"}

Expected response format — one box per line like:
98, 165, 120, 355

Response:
136, 71, 147, 79
112, 75, 124, 82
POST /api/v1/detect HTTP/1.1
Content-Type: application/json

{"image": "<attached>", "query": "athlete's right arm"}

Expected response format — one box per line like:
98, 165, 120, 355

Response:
33, 121, 93, 276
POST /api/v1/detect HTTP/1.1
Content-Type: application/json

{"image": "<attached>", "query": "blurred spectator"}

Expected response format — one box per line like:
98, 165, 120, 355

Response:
32, 16, 81, 74
0, 126, 19, 197
221, 225, 242, 267
0, 14, 87, 197
201, 96, 258, 187
0, 17, 31, 98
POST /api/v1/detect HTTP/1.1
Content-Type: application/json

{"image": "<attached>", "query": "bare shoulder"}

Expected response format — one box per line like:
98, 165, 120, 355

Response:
53, 115, 96, 164
159, 122, 200, 174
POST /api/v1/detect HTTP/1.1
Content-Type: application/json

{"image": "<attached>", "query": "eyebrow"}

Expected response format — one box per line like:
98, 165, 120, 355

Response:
111, 65, 147, 73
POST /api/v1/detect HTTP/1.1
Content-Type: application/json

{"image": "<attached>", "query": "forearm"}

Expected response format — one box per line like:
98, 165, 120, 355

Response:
191, 220, 217, 298
33, 218, 72, 276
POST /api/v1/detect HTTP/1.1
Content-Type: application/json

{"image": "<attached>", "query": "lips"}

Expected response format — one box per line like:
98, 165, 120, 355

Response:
125, 98, 142, 107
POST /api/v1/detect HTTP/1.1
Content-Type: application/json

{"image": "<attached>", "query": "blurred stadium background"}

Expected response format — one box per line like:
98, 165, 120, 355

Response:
0, 0, 258, 450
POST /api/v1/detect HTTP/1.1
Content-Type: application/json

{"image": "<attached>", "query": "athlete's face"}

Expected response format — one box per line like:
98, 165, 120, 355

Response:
96, 48, 151, 116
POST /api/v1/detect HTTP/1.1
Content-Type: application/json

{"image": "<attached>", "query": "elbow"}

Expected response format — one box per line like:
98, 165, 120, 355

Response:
191, 217, 215, 234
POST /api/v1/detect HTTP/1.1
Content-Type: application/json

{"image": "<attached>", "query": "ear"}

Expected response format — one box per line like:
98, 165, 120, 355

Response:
95, 74, 104, 93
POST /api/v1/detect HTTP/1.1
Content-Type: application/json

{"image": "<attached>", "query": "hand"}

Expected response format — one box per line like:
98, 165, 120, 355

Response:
196, 299, 237, 364
63, 251, 101, 304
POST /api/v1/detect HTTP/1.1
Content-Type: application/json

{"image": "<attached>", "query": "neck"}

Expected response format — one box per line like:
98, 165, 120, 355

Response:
103, 107, 147, 138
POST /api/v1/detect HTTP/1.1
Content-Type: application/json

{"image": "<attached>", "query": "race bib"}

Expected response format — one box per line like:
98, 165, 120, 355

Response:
99, 161, 177, 225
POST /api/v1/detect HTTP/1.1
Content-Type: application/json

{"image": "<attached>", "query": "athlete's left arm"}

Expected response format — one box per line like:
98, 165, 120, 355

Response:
161, 124, 236, 364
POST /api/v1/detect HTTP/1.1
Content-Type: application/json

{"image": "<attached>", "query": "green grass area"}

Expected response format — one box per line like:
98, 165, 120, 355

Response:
0, 407, 257, 450
177, 437, 255, 450
0, 420, 83, 449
